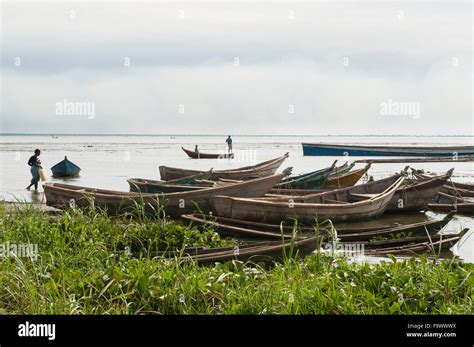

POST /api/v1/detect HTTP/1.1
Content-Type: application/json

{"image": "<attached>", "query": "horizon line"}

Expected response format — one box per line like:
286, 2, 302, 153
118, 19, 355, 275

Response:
1, 133, 474, 137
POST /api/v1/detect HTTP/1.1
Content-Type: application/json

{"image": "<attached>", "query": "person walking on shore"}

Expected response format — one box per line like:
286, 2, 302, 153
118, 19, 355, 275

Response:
226, 135, 233, 154
26, 149, 42, 191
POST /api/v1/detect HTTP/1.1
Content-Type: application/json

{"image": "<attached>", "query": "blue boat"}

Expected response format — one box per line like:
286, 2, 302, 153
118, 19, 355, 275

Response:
302, 143, 474, 157
51, 156, 81, 177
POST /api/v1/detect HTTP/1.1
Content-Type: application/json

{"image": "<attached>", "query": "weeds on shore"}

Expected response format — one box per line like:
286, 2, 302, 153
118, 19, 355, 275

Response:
0, 202, 472, 314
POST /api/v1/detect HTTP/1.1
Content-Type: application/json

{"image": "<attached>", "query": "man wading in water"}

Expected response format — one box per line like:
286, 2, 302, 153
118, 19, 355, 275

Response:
26, 149, 42, 191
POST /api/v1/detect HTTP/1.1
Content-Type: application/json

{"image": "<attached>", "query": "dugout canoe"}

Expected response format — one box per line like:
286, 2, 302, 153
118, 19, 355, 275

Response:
43, 172, 286, 217
182, 147, 234, 159
181, 211, 455, 241
212, 177, 405, 223
159, 152, 289, 181
302, 143, 474, 157
50, 156, 81, 177
323, 163, 371, 189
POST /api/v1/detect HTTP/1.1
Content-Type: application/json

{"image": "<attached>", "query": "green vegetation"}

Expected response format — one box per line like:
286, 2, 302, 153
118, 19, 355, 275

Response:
0, 203, 472, 314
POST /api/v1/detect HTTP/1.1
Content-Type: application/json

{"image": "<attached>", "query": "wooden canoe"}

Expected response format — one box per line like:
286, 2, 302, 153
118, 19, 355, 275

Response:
128, 178, 208, 193
143, 230, 465, 263
181, 211, 455, 241
364, 231, 466, 256
267, 169, 451, 213
427, 191, 474, 214
439, 185, 474, 198
302, 142, 474, 157
158, 236, 321, 264
212, 177, 405, 223
329, 162, 355, 177
413, 170, 474, 197
182, 147, 234, 159
159, 152, 289, 181
43, 172, 286, 217
50, 156, 81, 177
274, 160, 337, 189
128, 177, 236, 193
323, 163, 371, 189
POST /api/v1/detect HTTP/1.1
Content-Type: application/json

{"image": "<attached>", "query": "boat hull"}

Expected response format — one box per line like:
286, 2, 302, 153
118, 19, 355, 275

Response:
50, 158, 81, 177
181, 212, 454, 242
182, 147, 234, 159
159, 153, 288, 181
44, 173, 285, 217
269, 171, 450, 213
323, 163, 371, 189
213, 178, 404, 223
302, 143, 474, 157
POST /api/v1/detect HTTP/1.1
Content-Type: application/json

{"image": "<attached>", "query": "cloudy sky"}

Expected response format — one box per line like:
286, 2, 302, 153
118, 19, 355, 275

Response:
1, 1, 472, 135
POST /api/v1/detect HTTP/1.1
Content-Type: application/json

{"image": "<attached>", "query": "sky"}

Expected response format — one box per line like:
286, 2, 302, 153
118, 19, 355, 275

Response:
1, 1, 472, 135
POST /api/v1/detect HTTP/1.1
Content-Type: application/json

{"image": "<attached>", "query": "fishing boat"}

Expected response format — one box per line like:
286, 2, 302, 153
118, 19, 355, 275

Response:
50, 156, 81, 177
274, 160, 337, 190
267, 169, 452, 213
329, 161, 355, 177
212, 177, 405, 223
323, 163, 371, 189
182, 147, 234, 159
159, 152, 289, 181
354, 156, 474, 163
413, 170, 474, 197
143, 229, 466, 263
302, 143, 474, 157
43, 172, 287, 217
156, 236, 320, 264
127, 176, 237, 193
128, 178, 208, 193
365, 231, 467, 256
181, 212, 455, 242
427, 191, 474, 214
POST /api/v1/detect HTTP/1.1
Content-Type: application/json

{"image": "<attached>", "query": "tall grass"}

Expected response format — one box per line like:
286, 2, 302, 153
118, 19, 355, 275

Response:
0, 202, 472, 314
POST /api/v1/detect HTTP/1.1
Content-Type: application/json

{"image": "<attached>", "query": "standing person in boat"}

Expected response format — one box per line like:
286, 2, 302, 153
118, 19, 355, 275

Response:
26, 149, 42, 191
226, 135, 233, 154
194, 145, 199, 153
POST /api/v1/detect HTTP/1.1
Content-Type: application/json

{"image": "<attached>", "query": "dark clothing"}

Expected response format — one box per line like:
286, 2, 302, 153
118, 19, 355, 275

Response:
28, 155, 41, 167
28, 155, 42, 186
226, 137, 232, 145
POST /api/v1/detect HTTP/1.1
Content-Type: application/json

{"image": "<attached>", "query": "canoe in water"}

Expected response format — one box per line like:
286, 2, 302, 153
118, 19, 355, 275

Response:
44, 173, 287, 217
323, 163, 372, 189
182, 147, 234, 159
159, 153, 289, 181
50, 156, 81, 177
213, 177, 405, 223
274, 160, 337, 189
266, 169, 452, 213
302, 143, 474, 157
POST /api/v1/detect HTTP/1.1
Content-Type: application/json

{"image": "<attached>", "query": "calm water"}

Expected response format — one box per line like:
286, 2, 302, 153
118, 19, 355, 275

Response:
1, 134, 472, 262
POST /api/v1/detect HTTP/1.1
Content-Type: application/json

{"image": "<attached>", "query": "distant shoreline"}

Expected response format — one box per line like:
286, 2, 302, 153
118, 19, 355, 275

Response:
1, 134, 474, 137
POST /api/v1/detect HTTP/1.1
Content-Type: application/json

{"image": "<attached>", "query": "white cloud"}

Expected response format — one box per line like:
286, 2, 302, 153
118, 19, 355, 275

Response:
1, 1, 472, 134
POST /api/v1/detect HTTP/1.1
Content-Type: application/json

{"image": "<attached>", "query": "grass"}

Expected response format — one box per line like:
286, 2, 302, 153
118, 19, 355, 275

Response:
0, 202, 472, 314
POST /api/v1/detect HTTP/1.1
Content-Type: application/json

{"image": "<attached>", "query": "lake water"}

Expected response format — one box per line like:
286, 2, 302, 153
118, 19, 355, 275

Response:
0, 134, 472, 262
